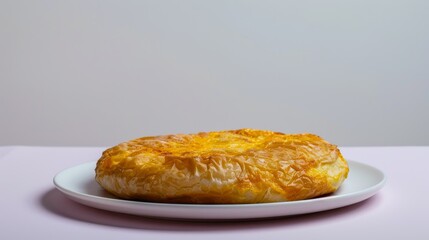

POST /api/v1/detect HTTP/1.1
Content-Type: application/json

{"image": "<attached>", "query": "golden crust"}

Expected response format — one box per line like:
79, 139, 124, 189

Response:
95, 129, 348, 203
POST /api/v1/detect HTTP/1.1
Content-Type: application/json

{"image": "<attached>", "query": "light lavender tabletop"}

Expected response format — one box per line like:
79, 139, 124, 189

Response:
0, 146, 427, 239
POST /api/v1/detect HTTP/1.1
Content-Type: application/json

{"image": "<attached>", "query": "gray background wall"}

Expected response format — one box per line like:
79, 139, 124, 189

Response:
1, 0, 428, 147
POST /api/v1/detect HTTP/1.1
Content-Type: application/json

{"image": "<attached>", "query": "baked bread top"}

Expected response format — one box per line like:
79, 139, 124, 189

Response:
95, 129, 348, 203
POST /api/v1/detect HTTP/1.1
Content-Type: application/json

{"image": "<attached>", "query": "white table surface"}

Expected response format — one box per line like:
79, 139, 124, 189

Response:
0, 146, 427, 239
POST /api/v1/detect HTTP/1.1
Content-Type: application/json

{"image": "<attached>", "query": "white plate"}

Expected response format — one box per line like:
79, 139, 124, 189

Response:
53, 160, 385, 220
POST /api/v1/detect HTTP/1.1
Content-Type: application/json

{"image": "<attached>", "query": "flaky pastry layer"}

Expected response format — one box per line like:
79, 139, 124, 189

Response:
95, 129, 348, 203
